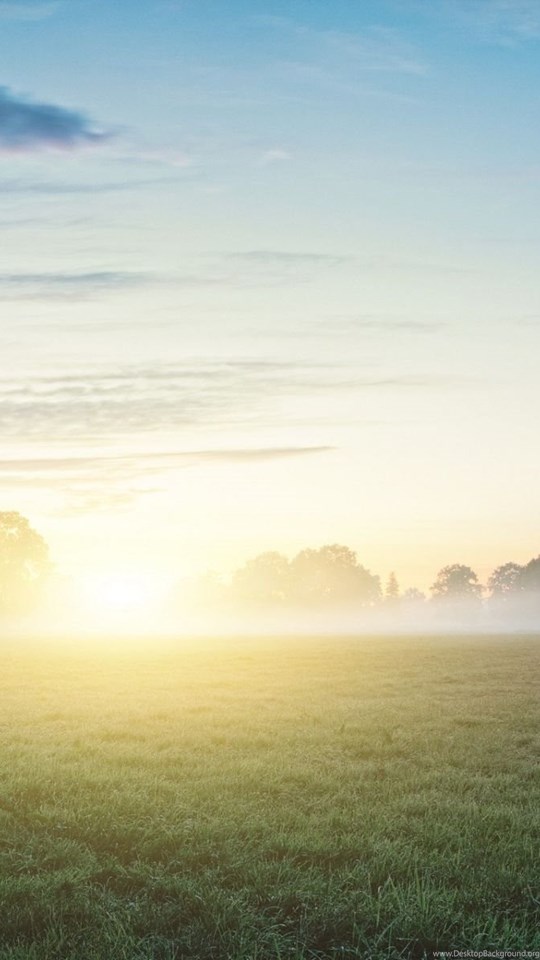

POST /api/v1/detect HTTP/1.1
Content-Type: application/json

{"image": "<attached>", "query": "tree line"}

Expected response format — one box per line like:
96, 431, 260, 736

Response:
185, 547, 540, 613
2, 510, 540, 618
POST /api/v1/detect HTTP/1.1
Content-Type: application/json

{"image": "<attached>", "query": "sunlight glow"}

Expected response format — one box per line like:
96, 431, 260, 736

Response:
78, 571, 167, 631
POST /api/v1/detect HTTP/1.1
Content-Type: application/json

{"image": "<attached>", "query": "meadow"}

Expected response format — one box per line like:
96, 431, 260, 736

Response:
0, 635, 538, 959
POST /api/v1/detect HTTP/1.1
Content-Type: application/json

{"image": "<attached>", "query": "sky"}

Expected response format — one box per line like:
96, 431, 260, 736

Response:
1, 0, 540, 593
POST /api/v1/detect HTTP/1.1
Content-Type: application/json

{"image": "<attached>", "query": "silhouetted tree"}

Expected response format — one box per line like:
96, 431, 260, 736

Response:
402, 587, 426, 604
0, 512, 50, 615
385, 571, 400, 601
518, 556, 540, 594
430, 564, 482, 602
231, 551, 290, 607
487, 562, 523, 600
289, 544, 380, 606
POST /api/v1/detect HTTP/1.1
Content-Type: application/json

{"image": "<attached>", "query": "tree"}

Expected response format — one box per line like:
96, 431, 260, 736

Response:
385, 572, 400, 601
430, 564, 482, 602
231, 551, 290, 607
0, 512, 50, 615
402, 587, 426, 604
487, 562, 523, 600
289, 544, 380, 606
518, 556, 540, 594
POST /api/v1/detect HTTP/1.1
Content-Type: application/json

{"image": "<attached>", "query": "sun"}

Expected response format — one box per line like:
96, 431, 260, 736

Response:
77, 570, 167, 631
84, 573, 154, 611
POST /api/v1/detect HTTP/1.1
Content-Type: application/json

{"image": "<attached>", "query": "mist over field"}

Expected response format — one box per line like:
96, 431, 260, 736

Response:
3, 512, 540, 641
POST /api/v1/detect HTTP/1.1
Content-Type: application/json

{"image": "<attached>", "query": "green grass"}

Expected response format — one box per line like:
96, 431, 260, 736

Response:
0, 635, 538, 959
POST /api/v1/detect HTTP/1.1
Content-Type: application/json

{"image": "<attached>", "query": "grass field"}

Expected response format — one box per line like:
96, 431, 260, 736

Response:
0, 635, 538, 959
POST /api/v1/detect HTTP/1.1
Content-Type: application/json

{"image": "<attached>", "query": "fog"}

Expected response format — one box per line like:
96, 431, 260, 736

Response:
3, 593, 540, 648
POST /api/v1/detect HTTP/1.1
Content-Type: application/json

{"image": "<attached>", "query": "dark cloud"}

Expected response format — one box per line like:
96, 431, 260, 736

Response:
0, 86, 108, 153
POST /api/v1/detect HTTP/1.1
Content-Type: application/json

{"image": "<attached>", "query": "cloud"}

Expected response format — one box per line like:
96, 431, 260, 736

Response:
0, 253, 469, 304
258, 148, 292, 166
224, 250, 351, 266
93, 250, 354, 292
0, 270, 149, 301
110, 147, 193, 169
323, 27, 427, 75
459, 0, 540, 40
0, 445, 334, 511
193, 249, 353, 287
324, 317, 445, 334
481, 0, 540, 40
515, 315, 540, 326
0, 86, 108, 153
0, 175, 182, 195
182, 251, 470, 289
407, 0, 540, 44
0, 357, 459, 511
0, 446, 333, 475
0, 1, 60, 20
260, 16, 427, 76
0, 359, 450, 448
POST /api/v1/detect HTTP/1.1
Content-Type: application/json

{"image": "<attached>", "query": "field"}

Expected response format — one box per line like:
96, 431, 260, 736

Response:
0, 635, 538, 959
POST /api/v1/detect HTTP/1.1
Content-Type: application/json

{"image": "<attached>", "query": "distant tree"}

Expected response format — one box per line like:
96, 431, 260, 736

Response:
231, 551, 290, 607
385, 572, 400, 601
487, 562, 523, 600
430, 564, 482, 602
518, 556, 540, 594
289, 544, 380, 606
402, 587, 426, 604
0, 512, 50, 615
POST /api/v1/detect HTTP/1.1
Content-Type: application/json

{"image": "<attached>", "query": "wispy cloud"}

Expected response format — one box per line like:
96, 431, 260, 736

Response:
0, 1, 60, 20
184, 251, 472, 289
260, 16, 428, 76
0, 446, 333, 475
0, 270, 149, 301
223, 251, 351, 266
0, 446, 334, 511
257, 148, 292, 166
0, 252, 471, 302
183, 250, 354, 287
410, 0, 540, 44
466, 0, 540, 40
0, 360, 439, 443
324, 316, 446, 335
0, 175, 182, 195
322, 26, 427, 76
0, 86, 108, 153
110, 147, 193, 169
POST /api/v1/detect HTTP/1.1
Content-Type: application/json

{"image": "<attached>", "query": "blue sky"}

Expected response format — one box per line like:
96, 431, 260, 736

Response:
1, 0, 540, 590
